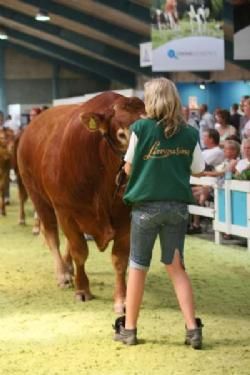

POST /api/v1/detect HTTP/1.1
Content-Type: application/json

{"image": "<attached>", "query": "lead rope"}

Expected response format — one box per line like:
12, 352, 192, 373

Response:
113, 159, 128, 199
101, 133, 128, 201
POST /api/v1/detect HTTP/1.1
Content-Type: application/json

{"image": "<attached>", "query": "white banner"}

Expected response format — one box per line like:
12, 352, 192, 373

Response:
151, 0, 225, 71
233, 0, 250, 60
140, 42, 152, 67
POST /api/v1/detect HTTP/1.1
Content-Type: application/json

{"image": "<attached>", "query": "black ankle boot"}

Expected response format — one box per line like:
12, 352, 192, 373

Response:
112, 315, 138, 345
185, 317, 203, 349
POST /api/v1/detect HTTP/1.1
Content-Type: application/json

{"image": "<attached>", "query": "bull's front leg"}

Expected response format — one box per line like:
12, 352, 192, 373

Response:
68, 237, 94, 302
57, 212, 93, 301
111, 232, 130, 314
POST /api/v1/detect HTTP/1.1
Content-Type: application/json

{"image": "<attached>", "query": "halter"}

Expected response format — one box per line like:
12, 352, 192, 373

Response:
99, 131, 128, 202
103, 133, 125, 160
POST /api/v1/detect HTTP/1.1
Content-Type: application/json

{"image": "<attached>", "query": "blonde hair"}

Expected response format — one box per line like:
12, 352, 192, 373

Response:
144, 77, 184, 138
242, 137, 250, 148
224, 139, 240, 156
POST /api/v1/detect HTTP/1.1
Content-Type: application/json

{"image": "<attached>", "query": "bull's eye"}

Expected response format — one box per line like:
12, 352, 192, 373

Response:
116, 128, 129, 146
118, 133, 126, 139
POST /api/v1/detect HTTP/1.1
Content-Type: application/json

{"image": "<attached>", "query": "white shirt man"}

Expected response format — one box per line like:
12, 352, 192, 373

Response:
199, 104, 214, 148
202, 129, 224, 167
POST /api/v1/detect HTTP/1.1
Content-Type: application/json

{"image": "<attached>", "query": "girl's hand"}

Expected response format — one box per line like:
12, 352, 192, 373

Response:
124, 162, 132, 176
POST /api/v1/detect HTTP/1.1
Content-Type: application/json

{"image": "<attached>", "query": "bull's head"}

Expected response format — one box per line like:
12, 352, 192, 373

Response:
80, 96, 145, 154
111, 96, 145, 150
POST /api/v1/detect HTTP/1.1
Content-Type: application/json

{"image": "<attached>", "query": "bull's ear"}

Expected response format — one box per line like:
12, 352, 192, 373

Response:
80, 113, 108, 134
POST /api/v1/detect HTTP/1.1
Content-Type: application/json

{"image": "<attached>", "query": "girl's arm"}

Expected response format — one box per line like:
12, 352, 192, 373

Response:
123, 131, 138, 176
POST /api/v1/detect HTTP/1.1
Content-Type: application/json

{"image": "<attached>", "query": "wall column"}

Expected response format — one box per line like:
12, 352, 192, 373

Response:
52, 64, 60, 100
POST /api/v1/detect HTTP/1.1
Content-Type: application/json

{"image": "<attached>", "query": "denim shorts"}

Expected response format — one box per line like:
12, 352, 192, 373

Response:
129, 201, 189, 270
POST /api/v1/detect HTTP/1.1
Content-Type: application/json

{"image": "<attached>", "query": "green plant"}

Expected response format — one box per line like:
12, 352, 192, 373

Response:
233, 169, 250, 180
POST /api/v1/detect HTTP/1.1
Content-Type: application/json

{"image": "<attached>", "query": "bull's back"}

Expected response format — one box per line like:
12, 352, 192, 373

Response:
18, 92, 121, 170
17, 92, 127, 209
17, 105, 78, 191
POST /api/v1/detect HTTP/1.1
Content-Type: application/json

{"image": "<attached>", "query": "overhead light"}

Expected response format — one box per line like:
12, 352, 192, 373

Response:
199, 82, 206, 90
0, 28, 8, 40
35, 9, 50, 22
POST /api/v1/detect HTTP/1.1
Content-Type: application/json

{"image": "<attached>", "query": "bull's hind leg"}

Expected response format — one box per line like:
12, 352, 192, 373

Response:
18, 182, 28, 225
56, 211, 93, 302
28, 192, 73, 287
32, 211, 40, 235
63, 240, 74, 277
0, 190, 6, 215
111, 231, 130, 314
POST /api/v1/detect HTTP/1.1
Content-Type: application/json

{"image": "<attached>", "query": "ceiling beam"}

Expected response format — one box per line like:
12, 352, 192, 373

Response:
5, 28, 136, 86
6, 40, 110, 84
0, 5, 146, 74
92, 0, 150, 23
19, 0, 148, 44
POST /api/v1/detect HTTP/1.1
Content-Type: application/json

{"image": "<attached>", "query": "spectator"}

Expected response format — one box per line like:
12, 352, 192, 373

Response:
182, 106, 199, 130
239, 95, 250, 137
241, 98, 250, 139
187, 129, 224, 234
3, 115, 20, 135
199, 104, 214, 148
230, 103, 241, 136
239, 95, 250, 115
188, 140, 240, 234
235, 137, 250, 174
202, 129, 224, 168
204, 140, 240, 179
215, 109, 236, 147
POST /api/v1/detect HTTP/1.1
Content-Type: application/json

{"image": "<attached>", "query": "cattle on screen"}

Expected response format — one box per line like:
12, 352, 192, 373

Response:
188, 2, 210, 34
17, 92, 145, 313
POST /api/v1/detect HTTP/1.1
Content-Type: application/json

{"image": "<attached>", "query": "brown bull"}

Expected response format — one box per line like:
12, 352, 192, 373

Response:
0, 129, 14, 216
17, 92, 145, 312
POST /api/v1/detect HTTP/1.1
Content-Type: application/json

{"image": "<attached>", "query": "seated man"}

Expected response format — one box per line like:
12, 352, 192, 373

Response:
202, 128, 224, 167
199, 104, 215, 149
188, 129, 224, 234
188, 139, 240, 234
235, 137, 250, 175
204, 140, 240, 179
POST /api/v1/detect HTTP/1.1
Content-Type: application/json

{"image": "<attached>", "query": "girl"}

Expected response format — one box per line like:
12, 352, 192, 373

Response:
113, 78, 205, 349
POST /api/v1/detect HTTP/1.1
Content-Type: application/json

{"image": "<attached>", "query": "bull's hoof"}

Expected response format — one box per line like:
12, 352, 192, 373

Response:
75, 291, 94, 302
32, 227, 40, 235
65, 263, 74, 276
58, 279, 73, 289
114, 301, 126, 314
75, 293, 85, 302
19, 220, 26, 225
58, 274, 73, 289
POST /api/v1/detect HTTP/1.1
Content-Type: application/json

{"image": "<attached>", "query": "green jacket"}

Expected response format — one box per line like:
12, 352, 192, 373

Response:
123, 118, 199, 205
